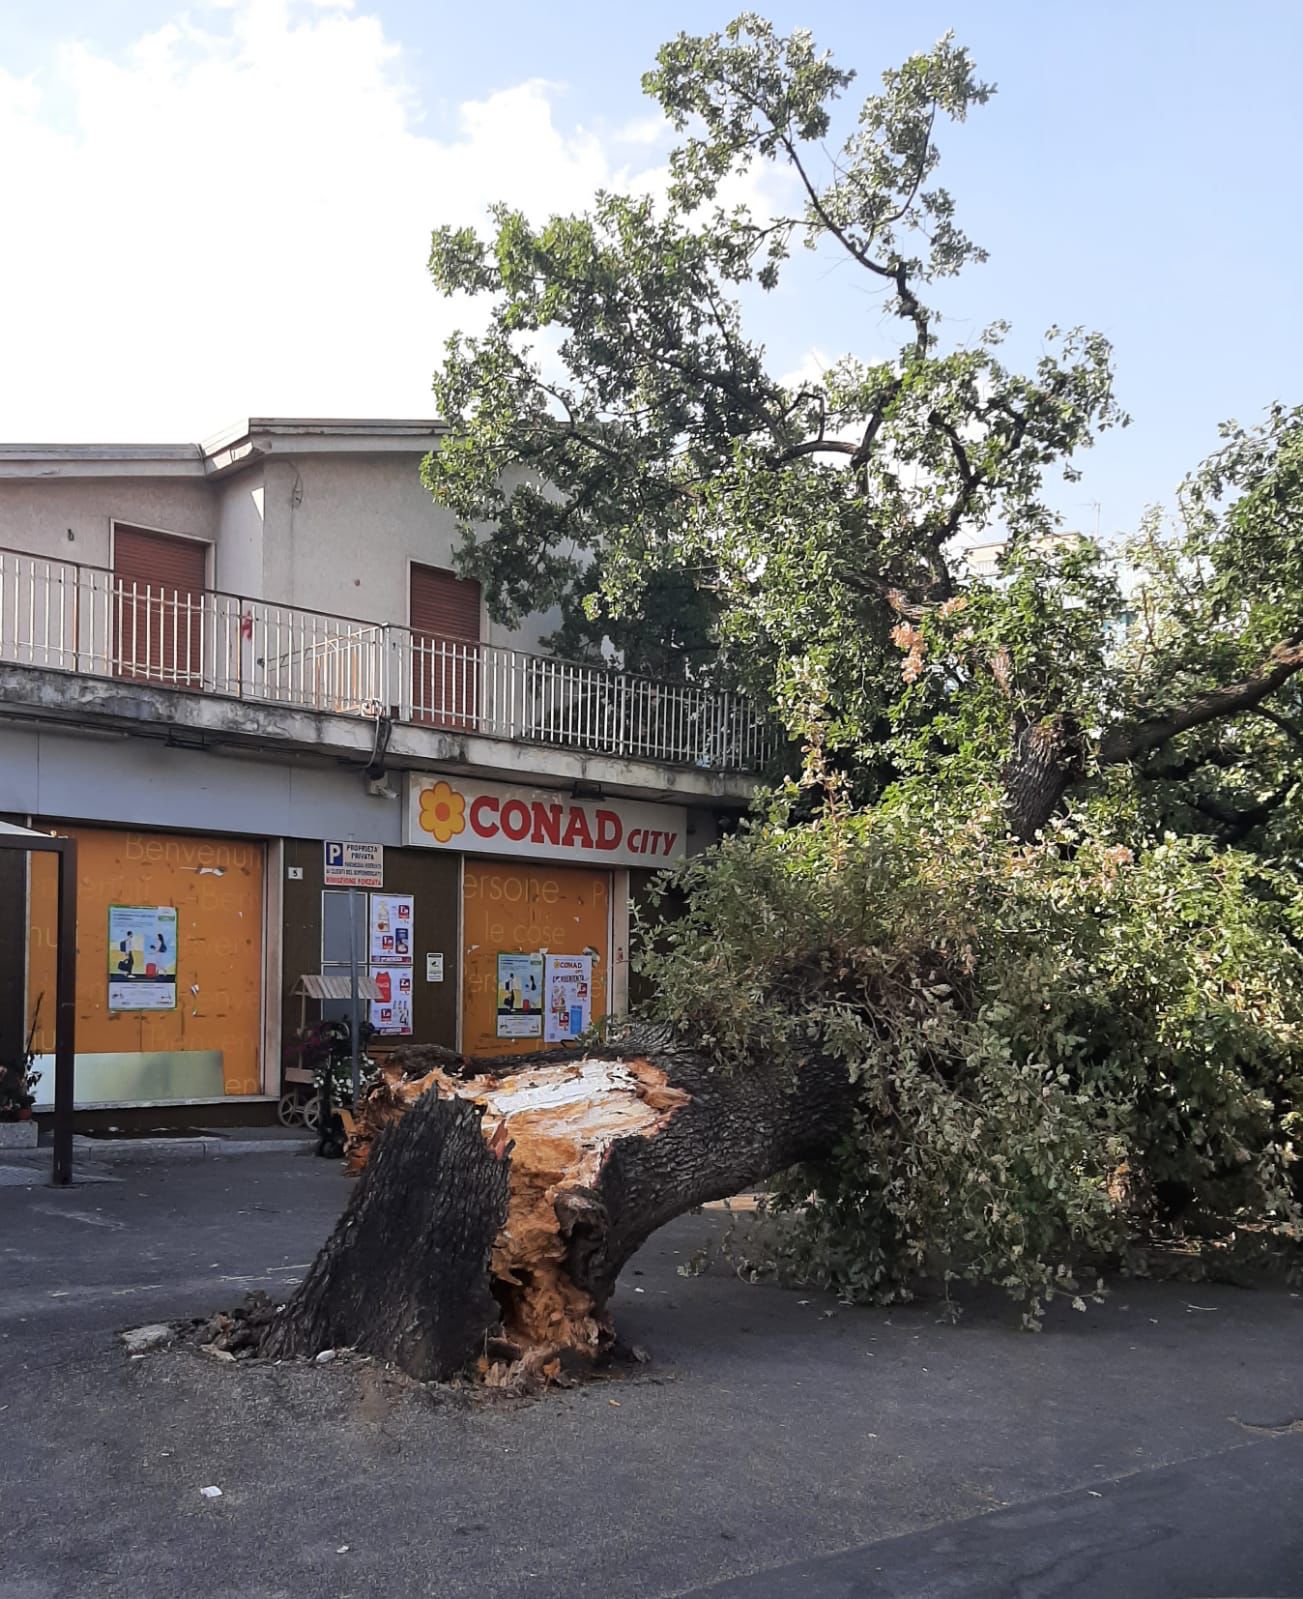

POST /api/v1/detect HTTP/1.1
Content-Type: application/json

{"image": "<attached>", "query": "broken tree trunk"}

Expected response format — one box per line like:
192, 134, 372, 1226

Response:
258, 1031, 854, 1382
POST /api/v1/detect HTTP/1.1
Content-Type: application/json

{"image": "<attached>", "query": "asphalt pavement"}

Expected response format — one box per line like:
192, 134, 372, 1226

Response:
2, 1152, 1300, 1598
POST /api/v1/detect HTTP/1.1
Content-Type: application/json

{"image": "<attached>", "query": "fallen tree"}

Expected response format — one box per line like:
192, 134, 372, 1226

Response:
257, 1034, 854, 1383
249, 785, 1303, 1384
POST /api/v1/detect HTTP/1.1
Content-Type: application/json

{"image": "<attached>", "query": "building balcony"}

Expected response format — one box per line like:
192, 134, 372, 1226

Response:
0, 546, 776, 800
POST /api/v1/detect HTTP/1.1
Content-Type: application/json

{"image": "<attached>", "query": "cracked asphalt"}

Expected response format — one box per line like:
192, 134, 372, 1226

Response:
2, 1152, 1301, 1598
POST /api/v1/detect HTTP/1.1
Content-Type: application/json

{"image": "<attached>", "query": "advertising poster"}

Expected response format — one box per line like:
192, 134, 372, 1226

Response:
496, 953, 543, 1038
369, 893, 414, 965
108, 904, 179, 1011
544, 954, 593, 1043
369, 965, 414, 1036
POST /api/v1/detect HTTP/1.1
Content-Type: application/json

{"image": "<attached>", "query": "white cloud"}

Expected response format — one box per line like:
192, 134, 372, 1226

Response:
0, 0, 661, 440
611, 113, 670, 147
778, 347, 835, 393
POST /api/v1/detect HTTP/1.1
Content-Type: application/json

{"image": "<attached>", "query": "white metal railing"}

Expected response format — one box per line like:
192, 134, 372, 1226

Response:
0, 546, 777, 771
0, 550, 384, 714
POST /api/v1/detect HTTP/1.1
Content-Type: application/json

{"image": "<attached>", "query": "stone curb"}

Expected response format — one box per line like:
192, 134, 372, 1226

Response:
4, 1135, 316, 1167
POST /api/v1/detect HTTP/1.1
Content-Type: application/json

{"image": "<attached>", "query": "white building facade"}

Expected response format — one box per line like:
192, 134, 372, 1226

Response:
0, 419, 772, 1117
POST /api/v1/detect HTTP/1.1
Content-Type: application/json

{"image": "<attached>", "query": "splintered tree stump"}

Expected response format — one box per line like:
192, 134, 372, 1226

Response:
258, 1032, 853, 1383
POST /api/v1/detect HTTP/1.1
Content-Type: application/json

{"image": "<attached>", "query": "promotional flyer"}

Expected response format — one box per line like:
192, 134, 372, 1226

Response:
369, 893, 414, 966
369, 964, 414, 1036
496, 952, 544, 1038
543, 953, 593, 1043
107, 904, 178, 1011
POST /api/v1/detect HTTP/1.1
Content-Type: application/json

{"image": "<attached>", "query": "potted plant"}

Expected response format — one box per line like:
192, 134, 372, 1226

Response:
0, 1053, 39, 1149
0, 1003, 44, 1148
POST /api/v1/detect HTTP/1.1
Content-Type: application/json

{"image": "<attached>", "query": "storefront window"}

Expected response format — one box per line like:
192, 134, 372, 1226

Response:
320, 890, 365, 1024
319, 889, 415, 1038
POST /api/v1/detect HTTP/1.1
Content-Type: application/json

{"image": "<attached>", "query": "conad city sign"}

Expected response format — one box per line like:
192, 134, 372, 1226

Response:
405, 776, 688, 869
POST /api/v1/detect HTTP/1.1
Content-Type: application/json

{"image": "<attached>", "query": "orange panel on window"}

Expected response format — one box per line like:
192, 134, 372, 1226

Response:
27, 824, 265, 1095
461, 862, 609, 1058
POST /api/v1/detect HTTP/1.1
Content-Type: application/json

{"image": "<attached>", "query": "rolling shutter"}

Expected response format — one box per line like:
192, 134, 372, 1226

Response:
113, 525, 208, 686
410, 563, 481, 727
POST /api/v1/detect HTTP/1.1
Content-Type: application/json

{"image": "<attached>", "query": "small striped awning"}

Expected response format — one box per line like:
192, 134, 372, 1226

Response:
294, 973, 383, 1001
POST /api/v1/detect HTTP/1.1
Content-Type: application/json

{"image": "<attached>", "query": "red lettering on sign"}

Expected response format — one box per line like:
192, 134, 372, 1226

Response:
627, 827, 643, 853
660, 832, 678, 856
595, 809, 622, 850
470, 795, 500, 835
501, 799, 531, 841
531, 802, 562, 846
562, 808, 593, 850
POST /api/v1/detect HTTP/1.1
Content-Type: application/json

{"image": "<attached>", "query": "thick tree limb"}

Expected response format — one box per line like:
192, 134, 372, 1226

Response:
1254, 705, 1303, 751
1099, 637, 1303, 764
1003, 715, 1082, 840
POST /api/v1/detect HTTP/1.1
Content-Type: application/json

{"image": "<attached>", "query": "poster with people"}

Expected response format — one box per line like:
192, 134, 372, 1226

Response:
108, 904, 179, 1011
369, 894, 414, 965
369, 964, 414, 1036
496, 953, 543, 1038
544, 954, 593, 1043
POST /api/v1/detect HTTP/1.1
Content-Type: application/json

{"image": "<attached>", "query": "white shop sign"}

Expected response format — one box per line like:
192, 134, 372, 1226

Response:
406, 775, 687, 869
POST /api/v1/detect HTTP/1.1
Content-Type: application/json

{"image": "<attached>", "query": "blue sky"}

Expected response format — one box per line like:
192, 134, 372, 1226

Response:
2, 0, 1301, 539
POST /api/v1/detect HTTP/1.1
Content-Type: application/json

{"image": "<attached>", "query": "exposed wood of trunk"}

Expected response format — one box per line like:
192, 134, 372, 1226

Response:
258, 1036, 854, 1383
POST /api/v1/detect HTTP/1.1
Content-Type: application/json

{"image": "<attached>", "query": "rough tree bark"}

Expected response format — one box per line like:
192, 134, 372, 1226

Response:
257, 1032, 854, 1383
259, 1093, 509, 1380
1003, 714, 1084, 842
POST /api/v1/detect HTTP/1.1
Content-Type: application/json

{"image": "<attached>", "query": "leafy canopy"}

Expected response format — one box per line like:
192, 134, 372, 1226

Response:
423, 18, 1119, 724
423, 16, 1303, 1308
425, 12, 1303, 849
636, 791, 1303, 1318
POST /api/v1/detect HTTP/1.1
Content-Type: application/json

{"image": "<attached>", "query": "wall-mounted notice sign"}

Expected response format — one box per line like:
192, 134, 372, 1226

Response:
544, 954, 593, 1043
496, 953, 543, 1038
323, 840, 383, 888
426, 953, 444, 983
108, 904, 178, 1011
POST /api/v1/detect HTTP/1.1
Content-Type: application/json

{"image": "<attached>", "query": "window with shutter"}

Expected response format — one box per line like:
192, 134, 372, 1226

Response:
113, 525, 208, 687
410, 562, 481, 728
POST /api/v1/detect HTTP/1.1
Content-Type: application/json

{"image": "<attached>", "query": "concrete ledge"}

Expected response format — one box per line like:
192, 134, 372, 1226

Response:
0, 662, 765, 804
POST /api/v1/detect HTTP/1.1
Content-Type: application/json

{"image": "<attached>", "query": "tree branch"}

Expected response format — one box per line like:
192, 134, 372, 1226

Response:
1185, 782, 1293, 844
1253, 704, 1303, 752
768, 437, 858, 466
722, 77, 931, 363
1099, 637, 1303, 764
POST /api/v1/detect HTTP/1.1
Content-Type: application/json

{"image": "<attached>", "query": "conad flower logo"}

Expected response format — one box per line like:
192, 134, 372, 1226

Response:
419, 780, 466, 844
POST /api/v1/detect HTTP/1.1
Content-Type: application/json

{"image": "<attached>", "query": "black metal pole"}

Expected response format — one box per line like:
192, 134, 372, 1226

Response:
348, 887, 362, 1104
51, 840, 77, 1187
